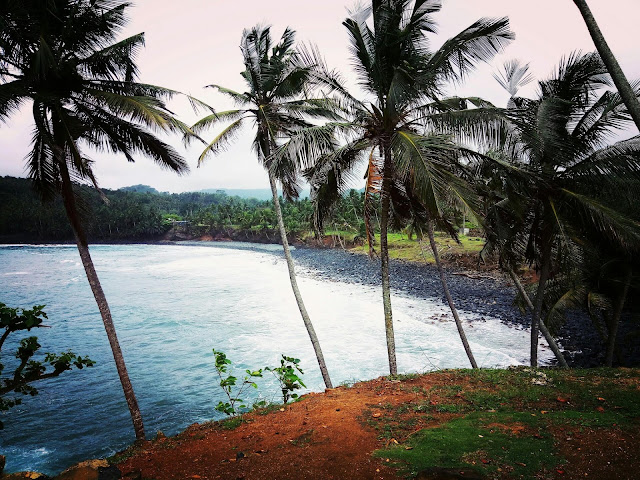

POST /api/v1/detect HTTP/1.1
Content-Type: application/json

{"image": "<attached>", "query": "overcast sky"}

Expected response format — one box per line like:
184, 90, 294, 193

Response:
1, 0, 639, 193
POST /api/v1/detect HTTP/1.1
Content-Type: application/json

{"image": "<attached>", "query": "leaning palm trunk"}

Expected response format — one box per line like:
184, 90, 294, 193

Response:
58, 159, 145, 441
530, 243, 552, 367
380, 150, 398, 376
573, 0, 640, 131
605, 267, 633, 367
425, 219, 477, 368
508, 269, 568, 368
267, 171, 333, 389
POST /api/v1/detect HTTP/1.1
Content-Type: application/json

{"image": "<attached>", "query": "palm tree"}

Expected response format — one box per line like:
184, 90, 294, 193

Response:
477, 60, 569, 367
275, 0, 513, 373
541, 247, 636, 367
487, 52, 640, 366
1, 0, 192, 440
189, 26, 335, 389
572, 0, 640, 131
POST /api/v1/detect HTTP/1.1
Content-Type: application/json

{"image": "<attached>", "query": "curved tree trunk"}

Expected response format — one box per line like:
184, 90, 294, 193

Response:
573, 0, 640, 131
380, 146, 397, 376
267, 172, 333, 389
605, 267, 633, 367
58, 160, 145, 441
530, 243, 552, 368
425, 219, 477, 368
508, 268, 568, 368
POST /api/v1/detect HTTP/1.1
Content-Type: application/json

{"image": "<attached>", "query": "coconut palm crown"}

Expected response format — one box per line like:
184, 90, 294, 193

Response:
0, 0, 189, 198
486, 52, 640, 366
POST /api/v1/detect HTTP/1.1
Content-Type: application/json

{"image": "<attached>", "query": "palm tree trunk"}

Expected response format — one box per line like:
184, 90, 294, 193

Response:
267, 172, 333, 389
57, 160, 145, 441
530, 244, 552, 368
605, 267, 632, 367
425, 219, 477, 368
573, 0, 640, 131
380, 147, 397, 376
508, 268, 568, 368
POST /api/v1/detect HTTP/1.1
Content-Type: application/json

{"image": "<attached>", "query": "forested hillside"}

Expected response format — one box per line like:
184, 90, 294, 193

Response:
0, 176, 366, 242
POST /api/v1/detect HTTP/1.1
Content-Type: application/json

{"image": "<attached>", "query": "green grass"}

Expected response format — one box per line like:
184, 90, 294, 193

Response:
545, 410, 629, 428
108, 445, 141, 465
252, 401, 283, 416
221, 416, 246, 430
375, 412, 557, 478
323, 229, 485, 264
388, 373, 421, 381
434, 403, 467, 414
370, 368, 640, 478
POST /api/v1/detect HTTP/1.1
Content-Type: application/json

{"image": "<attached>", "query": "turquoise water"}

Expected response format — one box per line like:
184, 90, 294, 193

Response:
0, 244, 550, 474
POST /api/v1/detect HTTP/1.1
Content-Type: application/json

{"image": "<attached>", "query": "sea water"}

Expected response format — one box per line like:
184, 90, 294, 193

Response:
0, 243, 551, 474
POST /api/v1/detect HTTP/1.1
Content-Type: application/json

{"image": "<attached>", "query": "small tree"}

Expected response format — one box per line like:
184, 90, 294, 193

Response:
266, 355, 306, 403
211, 348, 262, 416
0, 302, 94, 429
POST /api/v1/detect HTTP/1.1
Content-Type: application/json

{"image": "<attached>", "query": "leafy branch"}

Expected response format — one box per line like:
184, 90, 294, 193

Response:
265, 355, 306, 404
0, 302, 94, 429
212, 348, 263, 416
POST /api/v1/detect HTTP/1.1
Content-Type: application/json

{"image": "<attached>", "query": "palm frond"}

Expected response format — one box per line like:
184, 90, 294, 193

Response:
0, 79, 27, 121
493, 59, 534, 98
79, 32, 144, 81
198, 118, 245, 166
425, 17, 514, 84
72, 101, 189, 174
84, 89, 175, 131
561, 188, 640, 252
206, 84, 252, 106
189, 110, 247, 136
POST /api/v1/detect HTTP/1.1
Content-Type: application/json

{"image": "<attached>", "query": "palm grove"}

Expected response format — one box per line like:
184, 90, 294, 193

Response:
1, 0, 639, 443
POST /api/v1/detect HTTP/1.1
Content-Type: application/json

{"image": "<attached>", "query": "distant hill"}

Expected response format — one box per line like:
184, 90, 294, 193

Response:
199, 188, 310, 201
117, 185, 310, 200
119, 184, 162, 194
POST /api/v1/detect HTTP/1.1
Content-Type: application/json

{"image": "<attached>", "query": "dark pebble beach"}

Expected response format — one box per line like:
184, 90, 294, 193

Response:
289, 246, 627, 368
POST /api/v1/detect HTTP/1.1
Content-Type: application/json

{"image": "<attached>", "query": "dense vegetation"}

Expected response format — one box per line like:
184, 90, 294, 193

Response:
0, 176, 369, 242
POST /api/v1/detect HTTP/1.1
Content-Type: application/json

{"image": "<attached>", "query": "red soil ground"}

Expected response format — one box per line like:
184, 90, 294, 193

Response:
116, 372, 640, 480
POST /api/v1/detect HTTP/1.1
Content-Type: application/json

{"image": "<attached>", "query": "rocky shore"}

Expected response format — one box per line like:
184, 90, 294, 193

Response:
284, 245, 615, 368
174, 239, 619, 367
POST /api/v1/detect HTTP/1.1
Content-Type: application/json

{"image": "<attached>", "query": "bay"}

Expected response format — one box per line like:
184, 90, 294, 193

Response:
0, 243, 550, 474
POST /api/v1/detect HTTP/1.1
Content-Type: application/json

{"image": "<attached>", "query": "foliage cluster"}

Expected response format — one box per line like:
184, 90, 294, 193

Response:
0, 176, 371, 241
0, 303, 94, 429
211, 349, 306, 416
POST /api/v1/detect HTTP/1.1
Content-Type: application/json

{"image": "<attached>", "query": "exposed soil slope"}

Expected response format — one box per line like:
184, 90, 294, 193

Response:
116, 369, 640, 480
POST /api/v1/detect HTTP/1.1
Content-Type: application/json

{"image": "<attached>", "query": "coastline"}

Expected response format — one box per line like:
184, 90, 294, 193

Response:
172, 238, 608, 368
0, 240, 631, 476
1, 237, 615, 367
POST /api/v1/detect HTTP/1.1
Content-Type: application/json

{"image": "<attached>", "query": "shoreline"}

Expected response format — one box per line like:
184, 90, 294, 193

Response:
3, 238, 612, 367
174, 239, 607, 368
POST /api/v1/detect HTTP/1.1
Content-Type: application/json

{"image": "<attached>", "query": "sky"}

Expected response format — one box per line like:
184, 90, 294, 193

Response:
1, 0, 639, 193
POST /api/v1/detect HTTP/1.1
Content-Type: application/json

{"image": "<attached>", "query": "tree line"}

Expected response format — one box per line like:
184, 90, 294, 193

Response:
0, 176, 372, 241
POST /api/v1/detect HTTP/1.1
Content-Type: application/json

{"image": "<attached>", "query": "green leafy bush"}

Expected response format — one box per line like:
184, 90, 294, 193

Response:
211, 348, 262, 416
266, 355, 306, 403
0, 302, 94, 428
